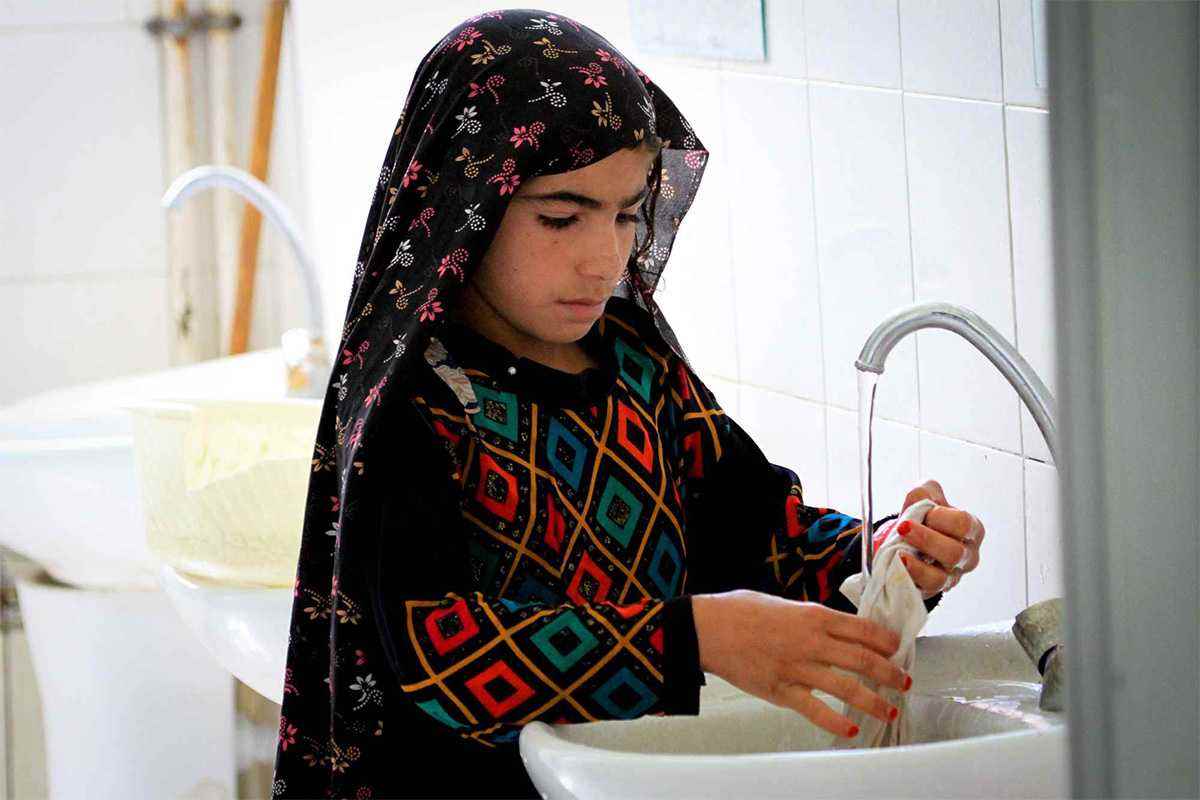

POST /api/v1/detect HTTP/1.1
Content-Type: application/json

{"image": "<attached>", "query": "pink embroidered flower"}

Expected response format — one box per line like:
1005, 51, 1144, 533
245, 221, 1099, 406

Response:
510, 126, 532, 147
448, 26, 482, 51
278, 717, 298, 751
341, 339, 369, 369
401, 157, 422, 188
571, 62, 607, 88
418, 288, 444, 322
364, 376, 388, 409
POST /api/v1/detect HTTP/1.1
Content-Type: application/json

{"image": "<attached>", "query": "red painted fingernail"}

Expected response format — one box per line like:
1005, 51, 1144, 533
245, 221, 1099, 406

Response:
898, 521, 912, 535
904, 674, 913, 691
888, 707, 899, 720
847, 725, 860, 738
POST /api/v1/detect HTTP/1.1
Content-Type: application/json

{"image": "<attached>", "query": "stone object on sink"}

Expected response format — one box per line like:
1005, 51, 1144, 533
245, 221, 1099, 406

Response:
1012, 596, 1066, 711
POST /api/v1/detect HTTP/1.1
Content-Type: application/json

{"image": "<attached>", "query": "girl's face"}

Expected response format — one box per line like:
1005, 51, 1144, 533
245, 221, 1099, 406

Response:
456, 144, 659, 366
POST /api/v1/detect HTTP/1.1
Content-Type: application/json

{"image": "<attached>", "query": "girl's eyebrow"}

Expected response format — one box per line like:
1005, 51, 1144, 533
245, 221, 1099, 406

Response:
519, 186, 648, 209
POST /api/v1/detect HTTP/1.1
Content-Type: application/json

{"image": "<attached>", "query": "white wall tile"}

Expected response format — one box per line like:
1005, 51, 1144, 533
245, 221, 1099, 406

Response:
2, 0, 127, 25
721, 73, 823, 403
737, 384, 828, 505
825, 405, 920, 523
899, 0, 1003, 101
804, 0, 901, 88
1006, 107, 1056, 463
904, 94, 1020, 453
919, 429, 1025, 635
999, 0, 1049, 108
637, 60, 738, 380
717, 0, 806, 79
2, 273, 170, 405
0, 27, 165, 281
808, 83, 918, 426
1024, 458, 1063, 603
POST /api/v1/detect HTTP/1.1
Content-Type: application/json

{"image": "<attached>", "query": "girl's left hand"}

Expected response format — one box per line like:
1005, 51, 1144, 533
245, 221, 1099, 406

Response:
895, 480, 985, 600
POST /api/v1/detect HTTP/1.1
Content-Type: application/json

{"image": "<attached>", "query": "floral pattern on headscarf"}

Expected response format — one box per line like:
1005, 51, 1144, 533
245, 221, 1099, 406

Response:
271, 8, 709, 798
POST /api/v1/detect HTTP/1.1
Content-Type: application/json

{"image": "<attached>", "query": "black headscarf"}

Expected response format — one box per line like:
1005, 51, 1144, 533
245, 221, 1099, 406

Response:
272, 8, 708, 797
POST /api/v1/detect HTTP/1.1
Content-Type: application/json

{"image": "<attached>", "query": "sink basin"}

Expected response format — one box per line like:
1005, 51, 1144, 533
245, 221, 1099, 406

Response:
124, 397, 321, 587
520, 619, 1068, 799
0, 348, 297, 589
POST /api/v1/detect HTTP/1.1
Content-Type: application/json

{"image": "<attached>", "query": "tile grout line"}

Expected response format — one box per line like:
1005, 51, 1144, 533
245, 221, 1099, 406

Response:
797, 1, 834, 502
993, 0, 1032, 607
894, 0, 925, 487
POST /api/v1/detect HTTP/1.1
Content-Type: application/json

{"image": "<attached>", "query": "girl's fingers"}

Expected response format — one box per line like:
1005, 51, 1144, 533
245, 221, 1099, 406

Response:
814, 637, 909, 694
789, 662, 897, 725
770, 683, 862, 739
901, 552, 949, 595
898, 519, 974, 573
924, 505, 983, 544
821, 609, 901, 659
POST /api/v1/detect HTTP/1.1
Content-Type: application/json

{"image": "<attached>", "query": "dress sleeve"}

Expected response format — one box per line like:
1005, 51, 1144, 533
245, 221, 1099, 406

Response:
360, 397, 705, 751
666, 358, 943, 616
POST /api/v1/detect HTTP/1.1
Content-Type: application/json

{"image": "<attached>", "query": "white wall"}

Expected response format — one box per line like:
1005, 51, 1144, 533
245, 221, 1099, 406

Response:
287, 0, 1060, 636
0, 0, 309, 404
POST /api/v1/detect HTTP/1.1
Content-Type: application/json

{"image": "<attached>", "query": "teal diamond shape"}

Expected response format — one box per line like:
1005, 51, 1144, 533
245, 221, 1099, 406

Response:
529, 610, 598, 672
472, 382, 519, 442
648, 533, 683, 597
614, 338, 655, 404
592, 666, 656, 719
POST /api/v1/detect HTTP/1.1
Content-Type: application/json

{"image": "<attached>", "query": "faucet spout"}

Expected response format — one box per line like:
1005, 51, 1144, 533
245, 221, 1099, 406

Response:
855, 302, 1058, 465
160, 164, 326, 346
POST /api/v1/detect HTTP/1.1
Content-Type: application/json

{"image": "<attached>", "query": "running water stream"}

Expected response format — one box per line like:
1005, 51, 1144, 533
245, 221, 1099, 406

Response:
857, 369, 881, 580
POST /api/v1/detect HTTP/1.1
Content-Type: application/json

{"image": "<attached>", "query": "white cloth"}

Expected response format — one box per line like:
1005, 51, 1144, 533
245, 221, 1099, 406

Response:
832, 497, 939, 749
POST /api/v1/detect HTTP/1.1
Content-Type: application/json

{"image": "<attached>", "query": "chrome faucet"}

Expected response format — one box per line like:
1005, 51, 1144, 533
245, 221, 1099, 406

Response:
160, 165, 331, 399
855, 302, 1064, 710
855, 302, 1058, 465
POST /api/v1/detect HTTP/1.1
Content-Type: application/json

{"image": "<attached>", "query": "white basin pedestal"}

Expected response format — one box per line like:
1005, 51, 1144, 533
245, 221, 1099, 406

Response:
16, 570, 236, 799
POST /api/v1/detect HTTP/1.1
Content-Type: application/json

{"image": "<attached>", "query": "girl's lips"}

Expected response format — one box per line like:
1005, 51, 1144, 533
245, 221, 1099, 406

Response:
558, 299, 605, 314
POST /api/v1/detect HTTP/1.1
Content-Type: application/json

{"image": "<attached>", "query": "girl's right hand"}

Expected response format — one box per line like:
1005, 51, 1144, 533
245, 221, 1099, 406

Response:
691, 590, 911, 739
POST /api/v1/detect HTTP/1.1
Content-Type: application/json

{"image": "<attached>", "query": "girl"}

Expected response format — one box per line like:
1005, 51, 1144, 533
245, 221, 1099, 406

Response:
272, 9, 985, 799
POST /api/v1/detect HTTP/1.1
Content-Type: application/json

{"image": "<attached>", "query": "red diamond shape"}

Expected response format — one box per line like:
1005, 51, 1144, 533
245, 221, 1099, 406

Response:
424, 597, 480, 656
566, 551, 612, 606
616, 401, 653, 472
544, 490, 566, 553
475, 452, 518, 521
465, 660, 535, 718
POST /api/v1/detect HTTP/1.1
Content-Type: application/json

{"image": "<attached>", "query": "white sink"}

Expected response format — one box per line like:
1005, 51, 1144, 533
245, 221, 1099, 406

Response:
520, 619, 1068, 800
157, 563, 294, 704
0, 348, 294, 589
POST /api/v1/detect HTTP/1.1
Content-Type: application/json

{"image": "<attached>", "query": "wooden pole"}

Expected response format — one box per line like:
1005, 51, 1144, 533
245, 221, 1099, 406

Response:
229, 0, 287, 355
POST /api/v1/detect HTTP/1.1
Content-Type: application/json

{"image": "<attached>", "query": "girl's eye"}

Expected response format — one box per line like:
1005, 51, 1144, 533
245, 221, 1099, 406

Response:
537, 213, 641, 230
